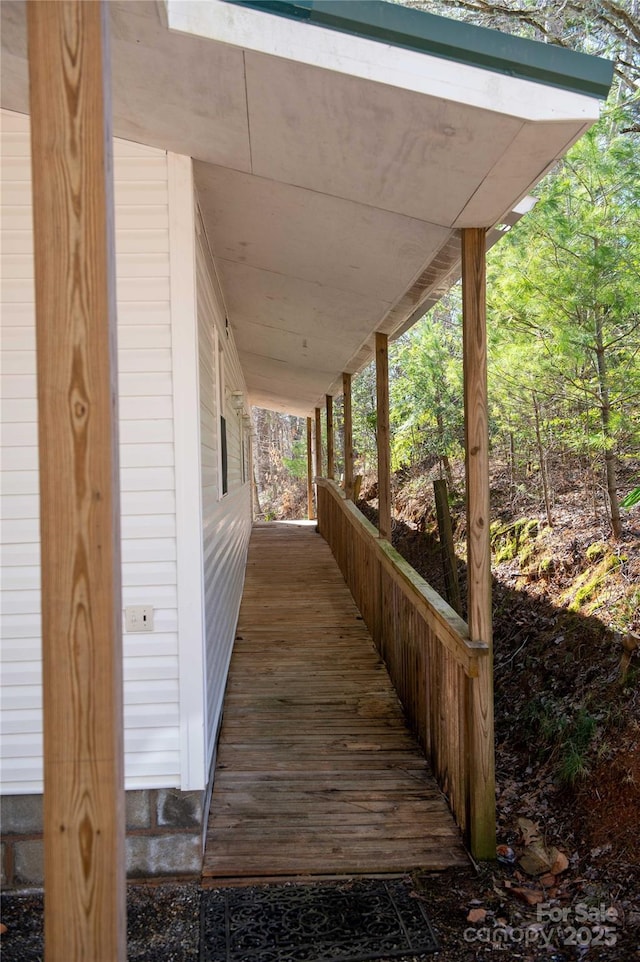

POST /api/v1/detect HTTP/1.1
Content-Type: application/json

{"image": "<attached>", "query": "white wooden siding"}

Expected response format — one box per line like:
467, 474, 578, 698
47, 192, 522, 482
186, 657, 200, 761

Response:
0, 110, 180, 793
195, 205, 252, 772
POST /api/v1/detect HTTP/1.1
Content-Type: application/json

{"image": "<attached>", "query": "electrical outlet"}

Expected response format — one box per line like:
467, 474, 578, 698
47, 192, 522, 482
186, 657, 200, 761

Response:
124, 605, 154, 633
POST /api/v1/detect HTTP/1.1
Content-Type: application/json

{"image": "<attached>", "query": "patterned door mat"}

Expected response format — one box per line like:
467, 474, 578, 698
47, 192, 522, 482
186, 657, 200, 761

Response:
200, 879, 439, 962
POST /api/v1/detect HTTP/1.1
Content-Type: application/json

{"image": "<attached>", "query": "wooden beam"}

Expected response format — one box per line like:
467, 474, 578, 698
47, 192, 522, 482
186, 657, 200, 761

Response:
306, 416, 315, 520
314, 406, 323, 478
326, 394, 334, 480
462, 227, 496, 860
342, 372, 354, 500
27, 2, 126, 958
375, 333, 392, 541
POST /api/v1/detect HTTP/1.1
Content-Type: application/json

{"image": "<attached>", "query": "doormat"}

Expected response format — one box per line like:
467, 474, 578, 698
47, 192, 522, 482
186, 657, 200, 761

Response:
200, 878, 439, 962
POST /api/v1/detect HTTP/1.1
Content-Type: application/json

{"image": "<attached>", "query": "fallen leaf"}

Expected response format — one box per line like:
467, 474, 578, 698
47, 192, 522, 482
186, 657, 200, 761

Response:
512, 887, 545, 906
519, 841, 554, 876
551, 850, 569, 875
517, 817, 540, 845
539, 873, 557, 887
467, 908, 488, 923
0, 924, 7, 935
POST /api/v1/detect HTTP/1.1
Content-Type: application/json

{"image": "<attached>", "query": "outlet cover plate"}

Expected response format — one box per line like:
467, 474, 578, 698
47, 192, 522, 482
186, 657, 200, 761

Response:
125, 605, 154, 632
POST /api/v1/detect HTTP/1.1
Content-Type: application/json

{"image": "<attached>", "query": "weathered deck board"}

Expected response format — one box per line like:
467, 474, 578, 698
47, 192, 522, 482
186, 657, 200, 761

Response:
203, 522, 468, 884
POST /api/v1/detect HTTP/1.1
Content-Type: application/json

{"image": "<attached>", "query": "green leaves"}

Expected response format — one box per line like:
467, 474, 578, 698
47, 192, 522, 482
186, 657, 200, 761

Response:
621, 486, 640, 509
485, 117, 640, 523
388, 295, 464, 472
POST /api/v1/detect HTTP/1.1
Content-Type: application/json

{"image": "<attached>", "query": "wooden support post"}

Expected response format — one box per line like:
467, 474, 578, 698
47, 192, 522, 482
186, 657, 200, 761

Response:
306, 416, 315, 520
433, 478, 462, 616
27, 3, 126, 959
249, 421, 257, 522
462, 227, 496, 860
343, 372, 354, 500
326, 394, 334, 480
375, 332, 392, 541
314, 406, 323, 478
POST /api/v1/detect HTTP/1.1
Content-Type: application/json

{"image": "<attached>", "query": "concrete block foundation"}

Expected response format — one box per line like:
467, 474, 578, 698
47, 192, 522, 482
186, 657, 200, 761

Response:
0, 789, 206, 888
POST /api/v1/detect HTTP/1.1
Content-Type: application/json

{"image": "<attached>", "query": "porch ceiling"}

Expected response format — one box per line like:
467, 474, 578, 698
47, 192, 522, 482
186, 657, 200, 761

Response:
1, 0, 612, 417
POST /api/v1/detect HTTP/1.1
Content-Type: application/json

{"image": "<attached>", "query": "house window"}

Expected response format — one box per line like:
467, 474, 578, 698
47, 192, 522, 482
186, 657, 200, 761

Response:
216, 335, 227, 499
220, 415, 228, 496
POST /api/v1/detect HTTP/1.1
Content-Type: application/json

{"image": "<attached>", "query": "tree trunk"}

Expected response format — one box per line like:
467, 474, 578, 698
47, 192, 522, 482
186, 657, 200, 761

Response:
434, 479, 462, 615
509, 431, 516, 493
436, 408, 453, 487
594, 311, 622, 538
532, 392, 553, 526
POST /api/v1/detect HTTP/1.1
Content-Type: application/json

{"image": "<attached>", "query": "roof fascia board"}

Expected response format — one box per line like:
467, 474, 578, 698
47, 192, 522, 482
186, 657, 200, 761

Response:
222, 0, 613, 100
165, 1, 604, 124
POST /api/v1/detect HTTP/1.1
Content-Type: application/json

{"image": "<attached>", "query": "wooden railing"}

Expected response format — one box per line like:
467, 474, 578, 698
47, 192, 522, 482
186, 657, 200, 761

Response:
316, 478, 492, 852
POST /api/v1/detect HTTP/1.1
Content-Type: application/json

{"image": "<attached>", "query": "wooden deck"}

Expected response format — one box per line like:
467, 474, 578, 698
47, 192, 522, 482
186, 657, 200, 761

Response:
202, 522, 468, 884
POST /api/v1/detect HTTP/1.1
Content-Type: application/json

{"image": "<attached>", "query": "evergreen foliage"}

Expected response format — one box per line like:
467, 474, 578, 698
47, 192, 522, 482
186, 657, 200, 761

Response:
349, 111, 639, 534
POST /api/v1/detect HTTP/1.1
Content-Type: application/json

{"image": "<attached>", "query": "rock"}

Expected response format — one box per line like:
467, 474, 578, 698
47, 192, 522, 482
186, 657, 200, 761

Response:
467, 908, 488, 923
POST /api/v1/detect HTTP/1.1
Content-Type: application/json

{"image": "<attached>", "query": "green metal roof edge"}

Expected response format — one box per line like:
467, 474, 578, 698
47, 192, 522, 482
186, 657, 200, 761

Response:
222, 0, 613, 100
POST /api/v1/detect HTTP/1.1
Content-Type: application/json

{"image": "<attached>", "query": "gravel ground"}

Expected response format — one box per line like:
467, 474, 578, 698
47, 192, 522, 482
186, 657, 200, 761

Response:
0, 882, 201, 962
2, 872, 637, 961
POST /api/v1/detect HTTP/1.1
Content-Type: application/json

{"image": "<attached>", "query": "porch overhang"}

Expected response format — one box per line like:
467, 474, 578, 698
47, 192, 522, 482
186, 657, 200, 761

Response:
0, 0, 613, 416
